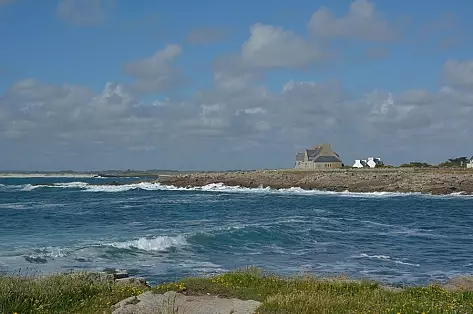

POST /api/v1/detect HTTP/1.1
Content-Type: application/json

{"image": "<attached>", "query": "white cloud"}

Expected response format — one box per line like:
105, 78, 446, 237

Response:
123, 44, 185, 93
443, 59, 473, 88
1, 72, 472, 169
2, 46, 473, 169
308, 0, 396, 41
57, 0, 111, 26
241, 23, 325, 68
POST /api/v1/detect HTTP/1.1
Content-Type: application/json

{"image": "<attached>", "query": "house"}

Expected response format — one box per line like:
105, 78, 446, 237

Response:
367, 157, 383, 168
352, 157, 383, 168
468, 156, 473, 169
295, 143, 343, 170
353, 160, 368, 168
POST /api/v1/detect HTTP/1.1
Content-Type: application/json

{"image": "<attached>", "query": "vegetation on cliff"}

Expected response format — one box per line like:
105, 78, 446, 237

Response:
1, 269, 473, 313
154, 268, 473, 314
0, 272, 147, 314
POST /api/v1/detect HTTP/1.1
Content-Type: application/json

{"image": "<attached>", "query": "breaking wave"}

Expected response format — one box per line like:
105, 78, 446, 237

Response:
109, 235, 187, 252
1, 181, 472, 198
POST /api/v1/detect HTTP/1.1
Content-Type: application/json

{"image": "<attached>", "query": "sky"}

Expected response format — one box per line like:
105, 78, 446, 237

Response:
1, 0, 473, 171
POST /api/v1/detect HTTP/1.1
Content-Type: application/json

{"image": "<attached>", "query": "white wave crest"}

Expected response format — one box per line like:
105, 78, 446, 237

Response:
356, 253, 420, 267
21, 184, 39, 191
359, 253, 391, 260
53, 182, 90, 189
6, 180, 473, 198
110, 235, 187, 252
85, 182, 162, 192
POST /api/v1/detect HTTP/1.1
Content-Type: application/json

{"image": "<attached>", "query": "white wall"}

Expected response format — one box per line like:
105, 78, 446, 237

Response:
353, 160, 364, 168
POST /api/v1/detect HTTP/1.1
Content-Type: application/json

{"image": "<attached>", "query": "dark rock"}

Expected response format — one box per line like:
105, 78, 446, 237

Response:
103, 268, 129, 279
115, 277, 151, 288
24, 256, 47, 264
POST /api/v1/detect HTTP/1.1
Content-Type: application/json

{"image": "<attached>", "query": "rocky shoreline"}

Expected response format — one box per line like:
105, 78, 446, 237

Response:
159, 168, 473, 195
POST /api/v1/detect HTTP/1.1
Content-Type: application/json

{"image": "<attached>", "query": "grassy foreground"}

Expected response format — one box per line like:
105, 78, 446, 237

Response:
1, 268, 473, 313
155, 268, 473, 314
0, 272, 147, 314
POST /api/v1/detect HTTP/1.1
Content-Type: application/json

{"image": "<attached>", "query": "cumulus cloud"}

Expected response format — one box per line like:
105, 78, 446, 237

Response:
443, 59, 473, 88
3, 2, 473, 169
241, 23, 326, 68
308, 0, 396, 41
57, 0, 112, 26
3, 57, 472, 169
123, 44, 185, 93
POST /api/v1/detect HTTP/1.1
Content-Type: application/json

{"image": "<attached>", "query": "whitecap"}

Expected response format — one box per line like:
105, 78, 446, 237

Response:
359, 253, 391, 261
356, 253, 420, 267
53, 182, 90, 189
395, 260, 420, 267
109, 235, 187, 252
20, 184, 39, 191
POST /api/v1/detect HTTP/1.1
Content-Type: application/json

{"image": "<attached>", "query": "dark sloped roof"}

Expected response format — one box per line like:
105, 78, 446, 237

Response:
314, 155, 341, 163
306, 148, 322, 161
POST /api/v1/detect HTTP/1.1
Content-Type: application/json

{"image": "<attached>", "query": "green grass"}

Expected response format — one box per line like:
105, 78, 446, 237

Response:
154, 267, 473, 314
2, 268, 473, 313
0, 272, 148, 314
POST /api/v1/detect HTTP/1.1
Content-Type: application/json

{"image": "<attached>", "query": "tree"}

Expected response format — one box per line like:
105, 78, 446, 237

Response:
399, 162, 432, 168
439, 157, 469, 167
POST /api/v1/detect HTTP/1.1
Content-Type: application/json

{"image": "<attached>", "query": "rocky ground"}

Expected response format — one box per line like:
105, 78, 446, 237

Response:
159, 168, 473, 195
112, 291, 261, 314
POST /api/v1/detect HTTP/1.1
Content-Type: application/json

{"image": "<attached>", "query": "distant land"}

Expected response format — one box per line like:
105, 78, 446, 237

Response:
158, 168, 473, 195
3, 167, 473, 195
0, 169, 250, 178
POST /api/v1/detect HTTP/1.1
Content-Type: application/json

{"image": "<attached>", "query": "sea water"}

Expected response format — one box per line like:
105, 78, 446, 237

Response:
0, 177, 472, 285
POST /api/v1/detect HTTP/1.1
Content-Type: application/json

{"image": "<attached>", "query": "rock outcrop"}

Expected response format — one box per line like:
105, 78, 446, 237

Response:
111, 291, 261, 314
159, 169, 473, 195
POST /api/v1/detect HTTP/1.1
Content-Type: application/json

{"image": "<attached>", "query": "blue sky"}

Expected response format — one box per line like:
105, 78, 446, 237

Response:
1, 0, 473, 170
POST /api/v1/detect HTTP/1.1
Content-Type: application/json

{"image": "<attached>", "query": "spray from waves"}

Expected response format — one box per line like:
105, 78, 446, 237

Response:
4, 181, 473, 199
109, 235, 187, 252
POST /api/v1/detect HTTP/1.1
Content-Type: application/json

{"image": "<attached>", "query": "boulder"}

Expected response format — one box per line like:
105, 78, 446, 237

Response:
112, 291, 261, 314
441, 276, 473, 292
115, 277, 151, 288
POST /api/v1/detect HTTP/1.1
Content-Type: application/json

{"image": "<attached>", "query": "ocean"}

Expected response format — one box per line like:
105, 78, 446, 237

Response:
0, 176, 472, 286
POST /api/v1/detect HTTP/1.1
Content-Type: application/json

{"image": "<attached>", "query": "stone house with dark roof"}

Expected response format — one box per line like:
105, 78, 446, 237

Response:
294, 143, 343, 170
468, 156, 473, 169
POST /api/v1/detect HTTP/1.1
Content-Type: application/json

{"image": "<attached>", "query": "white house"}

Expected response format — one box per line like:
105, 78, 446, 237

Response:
353, 160, 368, 168
353, 157, 383, 168
367, 157, 383, 168
467, 156, 473, 169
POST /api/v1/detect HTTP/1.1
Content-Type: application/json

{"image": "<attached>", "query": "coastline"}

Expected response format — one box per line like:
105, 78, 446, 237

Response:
159, 168, 473, 195
0, 173, 97, 178
2, 270, 473, 314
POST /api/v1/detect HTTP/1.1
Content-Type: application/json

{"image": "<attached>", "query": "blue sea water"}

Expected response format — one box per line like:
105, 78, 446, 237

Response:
0, 177, 472, 286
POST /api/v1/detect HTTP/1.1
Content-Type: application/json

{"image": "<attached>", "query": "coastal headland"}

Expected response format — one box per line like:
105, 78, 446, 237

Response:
158, 168, 473, 195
